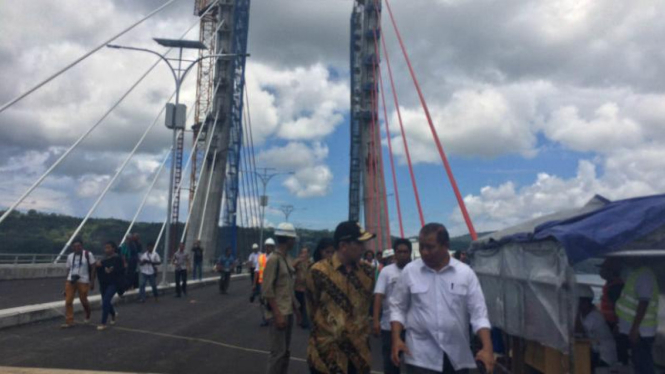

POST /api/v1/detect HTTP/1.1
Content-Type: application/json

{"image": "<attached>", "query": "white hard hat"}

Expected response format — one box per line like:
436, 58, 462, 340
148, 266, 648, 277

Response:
274, 222, 298, 238
264, 238, 276, 246
382, 249, 395, 258
252, 243, 259, 249
577, 285, 594, 299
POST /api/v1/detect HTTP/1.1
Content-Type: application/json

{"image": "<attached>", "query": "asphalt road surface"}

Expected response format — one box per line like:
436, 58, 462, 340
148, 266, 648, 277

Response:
0, 277, 385, 374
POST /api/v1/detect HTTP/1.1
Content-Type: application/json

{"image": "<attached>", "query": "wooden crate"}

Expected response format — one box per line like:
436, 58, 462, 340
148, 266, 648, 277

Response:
520, 339, 591, 374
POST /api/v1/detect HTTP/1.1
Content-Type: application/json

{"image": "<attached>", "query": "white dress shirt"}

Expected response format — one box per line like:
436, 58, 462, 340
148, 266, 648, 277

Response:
66, 251, 96, 283
389, 258, 491, 371
139, 252, 161, 275
374, 264, 404, 331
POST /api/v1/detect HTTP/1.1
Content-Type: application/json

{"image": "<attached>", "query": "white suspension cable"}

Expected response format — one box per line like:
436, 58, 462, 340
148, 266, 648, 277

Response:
197, 151, 218, 240
119, 147, 171, 247
54, 97, 178, 263
0, 0, 178, 115
0, 15, 207, 227
154, 217, 168, 252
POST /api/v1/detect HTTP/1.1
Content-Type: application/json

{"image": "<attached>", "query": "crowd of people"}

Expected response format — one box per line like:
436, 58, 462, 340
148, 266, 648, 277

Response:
59, 221, 495, 373
59, 218, 660, 374
250, 221, 494, 374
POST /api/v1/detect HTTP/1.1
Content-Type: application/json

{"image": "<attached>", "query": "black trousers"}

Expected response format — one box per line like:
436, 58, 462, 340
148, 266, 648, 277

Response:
382, 330, 405, 374
294, 291, 309, 327
175, 269, 187, 296
219, 271, 231, 293
310, 364, 358, 374
405, 353, 469, 374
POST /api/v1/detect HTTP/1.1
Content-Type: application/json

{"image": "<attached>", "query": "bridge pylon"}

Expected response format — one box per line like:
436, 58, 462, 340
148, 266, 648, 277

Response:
349, 0, 391, 252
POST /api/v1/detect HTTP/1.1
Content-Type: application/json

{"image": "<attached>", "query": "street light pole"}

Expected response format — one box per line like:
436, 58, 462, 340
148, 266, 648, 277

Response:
108, 39, 247, 287
279, 205, 295, 222
255, 168, 294, 251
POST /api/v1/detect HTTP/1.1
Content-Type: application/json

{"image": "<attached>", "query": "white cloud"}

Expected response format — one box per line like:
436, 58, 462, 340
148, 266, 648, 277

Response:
283, 166, 334, 198
388, 85, 541, 163
451, 145, 665, 235
255, 141, 328, 170
543, 103, 643, 153
256, 141, 333, 198
247, 63, 348, 143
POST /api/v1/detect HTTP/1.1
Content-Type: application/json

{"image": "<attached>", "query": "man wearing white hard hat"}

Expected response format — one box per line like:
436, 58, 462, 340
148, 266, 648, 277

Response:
262, 222, 302, 374
577, 284, 617, 369
248, 243, 260, 284
374, 239, 413, 374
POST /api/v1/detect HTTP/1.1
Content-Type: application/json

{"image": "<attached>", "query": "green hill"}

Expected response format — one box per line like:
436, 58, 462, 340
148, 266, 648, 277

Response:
0, 210, 482, 259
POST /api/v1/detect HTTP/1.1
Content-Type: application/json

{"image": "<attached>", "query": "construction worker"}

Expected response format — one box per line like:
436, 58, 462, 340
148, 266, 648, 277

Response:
252, 238, 275, 326
615, 258, 659, 374
262, 222, 301, 374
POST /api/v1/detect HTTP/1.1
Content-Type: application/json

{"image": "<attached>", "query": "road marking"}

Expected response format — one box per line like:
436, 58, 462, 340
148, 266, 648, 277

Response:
111, 325, 307, 363
111, 326, 384, 373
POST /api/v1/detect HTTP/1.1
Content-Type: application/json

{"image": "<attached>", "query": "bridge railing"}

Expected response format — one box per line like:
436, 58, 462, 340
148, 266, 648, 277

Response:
0, 254, 67, 265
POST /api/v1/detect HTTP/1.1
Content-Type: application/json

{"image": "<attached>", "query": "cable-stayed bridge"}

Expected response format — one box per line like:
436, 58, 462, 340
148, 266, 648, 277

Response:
0, 1, 479, 372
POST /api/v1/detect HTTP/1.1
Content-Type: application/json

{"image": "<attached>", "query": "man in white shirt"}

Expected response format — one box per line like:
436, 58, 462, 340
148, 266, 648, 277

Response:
577, 285, 617, 368
139, 242, 161, 302
248, 244, 260, 284
172, 243, 189, 298
62, 238, 96, 328
390, 223, 494, 374
374, 239, 412, 374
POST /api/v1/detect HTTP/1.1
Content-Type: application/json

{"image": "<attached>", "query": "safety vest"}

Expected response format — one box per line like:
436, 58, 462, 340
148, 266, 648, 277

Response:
600, 279, 624, 324
257, 253, 267, 284
615, 267, 659, 328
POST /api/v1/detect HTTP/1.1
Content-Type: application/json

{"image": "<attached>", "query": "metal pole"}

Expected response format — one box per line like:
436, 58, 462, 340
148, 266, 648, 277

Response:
259, 175, 267, 251
162, 47, 184, 287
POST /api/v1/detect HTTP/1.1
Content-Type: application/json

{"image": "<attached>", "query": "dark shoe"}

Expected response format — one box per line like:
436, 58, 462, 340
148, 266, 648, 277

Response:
260, 320, 269, 327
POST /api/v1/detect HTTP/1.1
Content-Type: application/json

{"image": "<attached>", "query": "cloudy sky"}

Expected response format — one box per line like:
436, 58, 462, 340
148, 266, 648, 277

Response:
1, 0, 665, 238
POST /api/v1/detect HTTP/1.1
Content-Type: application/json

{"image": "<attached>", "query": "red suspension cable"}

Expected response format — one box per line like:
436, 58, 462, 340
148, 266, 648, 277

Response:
383, 0, 478, 240
372, 27, 404, 238
369, 76, 384, 253
379, 77, 404, 238
378, 30, 425, 228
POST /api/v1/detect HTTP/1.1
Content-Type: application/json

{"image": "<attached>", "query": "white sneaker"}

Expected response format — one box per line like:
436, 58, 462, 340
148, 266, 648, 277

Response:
83, 318, 91, 324
110, 313, 117, 325
97, 325, 108, 331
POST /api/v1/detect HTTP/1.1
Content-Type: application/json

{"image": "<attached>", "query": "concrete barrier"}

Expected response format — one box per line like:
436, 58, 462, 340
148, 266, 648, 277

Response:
0, 273, 247, 330
0, 264, 68, 280
0, 264, 218, 281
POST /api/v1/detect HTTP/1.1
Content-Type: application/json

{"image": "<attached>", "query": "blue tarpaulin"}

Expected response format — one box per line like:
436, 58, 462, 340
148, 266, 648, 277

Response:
482, 194, 665, 264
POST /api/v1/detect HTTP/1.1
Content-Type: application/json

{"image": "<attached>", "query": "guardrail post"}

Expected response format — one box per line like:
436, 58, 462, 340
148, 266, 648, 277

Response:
32, 255, 37, 264
14, 255, 19, 264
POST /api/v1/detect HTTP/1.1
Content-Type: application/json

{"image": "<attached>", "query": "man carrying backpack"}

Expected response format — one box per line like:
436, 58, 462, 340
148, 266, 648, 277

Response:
62, 238, 96, 328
